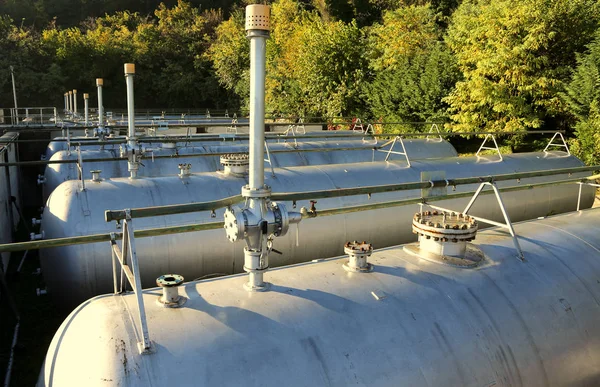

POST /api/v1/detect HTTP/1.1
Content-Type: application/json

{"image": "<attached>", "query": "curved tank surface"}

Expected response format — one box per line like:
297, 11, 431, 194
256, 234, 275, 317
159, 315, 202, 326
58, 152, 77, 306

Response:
43, 130, 368, 161
39, 151, 595, 306
38, 208, 600, 386
41, 138, 458, 202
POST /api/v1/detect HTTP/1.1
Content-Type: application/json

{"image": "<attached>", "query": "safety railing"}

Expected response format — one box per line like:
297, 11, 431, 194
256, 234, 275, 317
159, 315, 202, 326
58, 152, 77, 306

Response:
1, 107, 58, 125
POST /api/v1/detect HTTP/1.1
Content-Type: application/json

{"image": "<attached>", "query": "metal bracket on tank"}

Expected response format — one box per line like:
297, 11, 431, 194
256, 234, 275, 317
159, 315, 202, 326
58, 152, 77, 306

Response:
108, 212, 154, 354
227, 115, 238, 134
378, 136, 411, 166
76, 146, 86, 191
283, 118, 306, 144
352, 118, 365, 133
424, 182, 525, 262
425, 123, 443, 142
576, 181, 600, 211
264, 141, 276, 177
544, 132, 570, 156
475, 134, 503, 161
362, 124, 377, 145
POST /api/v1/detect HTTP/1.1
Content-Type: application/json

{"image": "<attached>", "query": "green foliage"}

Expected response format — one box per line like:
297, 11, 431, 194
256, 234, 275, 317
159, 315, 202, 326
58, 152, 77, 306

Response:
281, 16, 366, 117
39, 1, 228, 108
0, 15, 63, 107
570, 102, 600, 166
0, 0, 237, 28
207, 9, 249, 110
563, 31, 600, 121
445, 0, 600, 133
564, 31, 600, 165
208, 0, 366, 118
364, 5, 460, 131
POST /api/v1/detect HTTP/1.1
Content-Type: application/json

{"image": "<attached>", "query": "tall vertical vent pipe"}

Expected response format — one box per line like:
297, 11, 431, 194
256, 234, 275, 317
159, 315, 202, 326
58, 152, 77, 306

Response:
83, 93, 89, 126
72, 89, 78, 115
68, 91, 73, 114
224, 5, 301, 291
63, 93, 67, 113
96, 79, 104, 129
246, 5, 269, 192
124, 63, 138, 178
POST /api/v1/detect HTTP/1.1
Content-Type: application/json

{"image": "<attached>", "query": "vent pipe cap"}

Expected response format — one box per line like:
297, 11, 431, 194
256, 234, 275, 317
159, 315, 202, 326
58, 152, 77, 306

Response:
124, 63, 135, 75
245, 4, 270, 31
96, 78, 103, 86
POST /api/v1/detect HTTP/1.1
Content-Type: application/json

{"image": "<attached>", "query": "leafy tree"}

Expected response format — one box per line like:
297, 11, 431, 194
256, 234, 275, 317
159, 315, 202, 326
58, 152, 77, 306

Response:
563, 31, 600, 165
364, 5, 460, 130
0, 15, 63, 108
445, 0, 600, 133
209, 0, 366, 118
206, 9, 248, 111
135, 1, 226, 108
41, 1, 229, 109
275, 14, 366, 117
563, 31, 600, 121
569, 102, 600, 166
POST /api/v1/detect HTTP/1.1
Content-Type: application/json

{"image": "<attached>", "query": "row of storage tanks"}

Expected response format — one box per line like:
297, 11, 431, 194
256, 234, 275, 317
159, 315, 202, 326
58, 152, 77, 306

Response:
38, 130, 595, 306
34, 128, 600, 386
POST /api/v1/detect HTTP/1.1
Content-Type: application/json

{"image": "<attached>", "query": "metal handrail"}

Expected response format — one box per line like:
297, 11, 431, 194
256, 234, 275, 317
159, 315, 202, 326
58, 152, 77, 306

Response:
0, 174, 598, 253
0, 144, 382, 167
103, 166, 600, 222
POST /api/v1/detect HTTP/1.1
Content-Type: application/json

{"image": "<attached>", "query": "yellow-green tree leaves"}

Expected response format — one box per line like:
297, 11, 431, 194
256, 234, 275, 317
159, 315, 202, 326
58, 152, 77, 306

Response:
208, 0, 366, 118
445, 0, 600, 133
364, 5, 459, 131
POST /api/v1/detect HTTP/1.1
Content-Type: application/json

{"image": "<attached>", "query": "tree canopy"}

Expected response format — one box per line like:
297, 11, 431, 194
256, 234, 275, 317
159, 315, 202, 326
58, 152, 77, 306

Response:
2, 0, 600, 163
444, 0, 600, 133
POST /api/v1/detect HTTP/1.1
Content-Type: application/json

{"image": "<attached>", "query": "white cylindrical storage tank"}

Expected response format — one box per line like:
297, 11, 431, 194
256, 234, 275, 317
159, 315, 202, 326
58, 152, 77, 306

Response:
41, 138, 458, 202
38, 208, 600, 386
39, 152, 595, 306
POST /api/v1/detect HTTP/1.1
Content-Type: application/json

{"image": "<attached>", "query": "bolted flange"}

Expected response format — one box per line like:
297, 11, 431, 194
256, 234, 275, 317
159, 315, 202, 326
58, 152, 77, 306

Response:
178, 163, 192, 177
241, 184, 271, 198
223, 206, 248, 242
221, 153, 249, 176
343, 240, 374, 273
409, 210, 482, 265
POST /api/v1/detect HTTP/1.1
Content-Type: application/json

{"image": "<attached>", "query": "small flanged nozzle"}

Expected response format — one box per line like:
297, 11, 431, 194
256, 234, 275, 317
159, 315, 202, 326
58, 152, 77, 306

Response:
156, 274, 186, 308
343, 240, 374, 273
178, 163, 192, 177
90, 170, 102, 182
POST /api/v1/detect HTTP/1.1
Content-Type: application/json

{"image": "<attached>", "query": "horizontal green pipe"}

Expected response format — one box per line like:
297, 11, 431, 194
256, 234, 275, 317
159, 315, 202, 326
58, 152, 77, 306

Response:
0, 145, 382, 167
104, 165, 600, 222
104, 195, 243, 222
308, 176, 597, 218
1, 175, 597, 253
270, 166, 600, 202
0, 221, 225, 253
